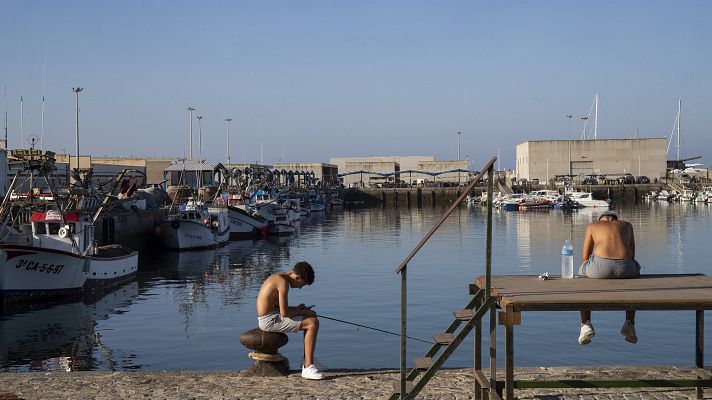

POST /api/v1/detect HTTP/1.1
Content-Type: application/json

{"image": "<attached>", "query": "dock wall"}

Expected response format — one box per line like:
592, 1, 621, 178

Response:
344, 184, 665, 207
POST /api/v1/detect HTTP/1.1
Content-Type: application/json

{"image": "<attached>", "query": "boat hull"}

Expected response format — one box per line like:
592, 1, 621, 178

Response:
85, 250, 139, 288
0, 245, 87, 303
159, 220, 223, 250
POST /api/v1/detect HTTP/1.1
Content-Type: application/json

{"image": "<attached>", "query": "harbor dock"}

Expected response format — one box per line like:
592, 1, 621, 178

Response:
0, 366, 707, 399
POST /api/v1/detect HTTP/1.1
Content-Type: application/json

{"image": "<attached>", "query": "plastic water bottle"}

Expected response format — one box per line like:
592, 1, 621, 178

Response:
561, 239, 574, 278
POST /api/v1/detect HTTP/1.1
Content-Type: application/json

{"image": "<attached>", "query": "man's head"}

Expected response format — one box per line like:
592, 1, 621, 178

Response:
598, 211, 618, 221
292, 261, 315, 287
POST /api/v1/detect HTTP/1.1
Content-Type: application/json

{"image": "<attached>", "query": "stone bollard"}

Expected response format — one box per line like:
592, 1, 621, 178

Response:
239, 327, 290, 377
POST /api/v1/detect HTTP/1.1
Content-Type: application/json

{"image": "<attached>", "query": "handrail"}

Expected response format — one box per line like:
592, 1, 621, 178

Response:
394, 156, 497, 274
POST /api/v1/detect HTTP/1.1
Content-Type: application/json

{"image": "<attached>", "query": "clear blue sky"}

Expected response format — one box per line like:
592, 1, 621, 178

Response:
2, 1, 711, 169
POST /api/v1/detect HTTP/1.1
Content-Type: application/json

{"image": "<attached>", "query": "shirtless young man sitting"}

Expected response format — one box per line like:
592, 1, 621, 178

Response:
256, 261, 323, 379
578, 211, 641, 345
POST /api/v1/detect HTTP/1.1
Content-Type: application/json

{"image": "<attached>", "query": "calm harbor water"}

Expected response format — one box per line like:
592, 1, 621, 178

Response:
2, 201, 711, 372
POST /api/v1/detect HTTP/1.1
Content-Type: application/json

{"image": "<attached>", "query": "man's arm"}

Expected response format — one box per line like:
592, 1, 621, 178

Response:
581, 224, 594, 263
277, 278, 311, 318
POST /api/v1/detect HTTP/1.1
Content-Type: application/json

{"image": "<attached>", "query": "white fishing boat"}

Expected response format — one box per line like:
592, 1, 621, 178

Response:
158, 202, 229, 250
1, 151, 139, 303
1, 210, 138, 303
255, 203, 296, 236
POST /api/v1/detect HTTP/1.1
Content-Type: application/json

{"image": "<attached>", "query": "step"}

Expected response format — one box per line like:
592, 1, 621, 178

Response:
433, 333, 454, 345
453, 309, 475, 321
413, 357, 433, 370
392, 381, 414, 395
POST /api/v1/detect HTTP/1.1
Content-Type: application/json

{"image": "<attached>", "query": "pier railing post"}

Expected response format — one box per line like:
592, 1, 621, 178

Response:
400, 265, 407, 399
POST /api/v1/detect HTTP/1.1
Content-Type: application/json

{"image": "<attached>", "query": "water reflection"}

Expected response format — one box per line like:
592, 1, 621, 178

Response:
0, 280, 138, 371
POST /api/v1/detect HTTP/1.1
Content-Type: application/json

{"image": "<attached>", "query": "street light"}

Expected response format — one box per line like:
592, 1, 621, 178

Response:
566, 115, 573, 175
72, 87, 83, 173
457, 131, 461, 160
197, 116, 204, 162
187, 106, 195, 159
225, 118, 232, 165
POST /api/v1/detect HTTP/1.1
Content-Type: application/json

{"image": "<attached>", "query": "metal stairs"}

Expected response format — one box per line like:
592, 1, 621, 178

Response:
389, 290, 495, 400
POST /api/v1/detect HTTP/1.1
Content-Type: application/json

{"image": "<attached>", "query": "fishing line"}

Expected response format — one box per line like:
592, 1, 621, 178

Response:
317, 314, 468, 353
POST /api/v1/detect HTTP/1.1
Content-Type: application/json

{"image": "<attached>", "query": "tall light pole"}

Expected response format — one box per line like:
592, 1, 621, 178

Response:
196, 115, 204, 188
566, 115, 572, 175
225, 118, 232, 165
457, 131, 461, 160
72, 87, 83, 172
187, 106, 195, 159
196, 116, 204, 162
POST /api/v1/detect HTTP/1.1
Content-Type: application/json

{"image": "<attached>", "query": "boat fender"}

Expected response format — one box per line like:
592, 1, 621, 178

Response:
171, 221, 180, 229
212, 220, 219, 229
203, 218, 210, 226
58, 227, 69, 238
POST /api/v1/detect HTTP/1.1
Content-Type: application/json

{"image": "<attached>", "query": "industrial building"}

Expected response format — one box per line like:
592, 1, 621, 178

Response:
515, 138, 668, 183
329, 156, 468, 187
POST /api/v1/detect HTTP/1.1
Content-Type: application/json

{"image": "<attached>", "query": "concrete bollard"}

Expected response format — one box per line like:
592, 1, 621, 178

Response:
239, 327, 290, 377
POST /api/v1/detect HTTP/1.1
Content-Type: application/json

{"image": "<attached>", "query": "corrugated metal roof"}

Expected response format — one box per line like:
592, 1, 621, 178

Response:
165, 161, 225, 171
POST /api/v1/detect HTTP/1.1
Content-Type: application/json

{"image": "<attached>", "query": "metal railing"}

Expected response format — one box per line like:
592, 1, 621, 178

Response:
394, 156, 496, 399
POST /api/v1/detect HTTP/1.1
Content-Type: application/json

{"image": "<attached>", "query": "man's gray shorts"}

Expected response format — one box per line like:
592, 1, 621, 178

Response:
579, 256, 641, 279
258, 310, 303, 333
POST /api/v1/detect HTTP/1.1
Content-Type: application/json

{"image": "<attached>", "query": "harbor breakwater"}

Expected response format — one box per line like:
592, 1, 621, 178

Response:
344, 184, 665, 207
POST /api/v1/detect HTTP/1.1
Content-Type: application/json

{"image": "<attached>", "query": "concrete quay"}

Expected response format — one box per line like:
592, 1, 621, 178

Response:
1, 366, 708, 399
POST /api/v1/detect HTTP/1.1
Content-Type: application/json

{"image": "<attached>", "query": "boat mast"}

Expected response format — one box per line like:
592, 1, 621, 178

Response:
72, 87, 83, 174
676, 99, 681, 161
3, 84, 7, 148
593, 93, 599, 140
41, 42, 47, 151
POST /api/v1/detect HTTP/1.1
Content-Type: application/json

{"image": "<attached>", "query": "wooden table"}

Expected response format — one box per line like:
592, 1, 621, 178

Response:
471, 274, 712, 400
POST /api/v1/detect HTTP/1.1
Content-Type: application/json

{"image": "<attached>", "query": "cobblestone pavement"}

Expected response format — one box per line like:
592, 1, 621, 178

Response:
0, 366, 710, 399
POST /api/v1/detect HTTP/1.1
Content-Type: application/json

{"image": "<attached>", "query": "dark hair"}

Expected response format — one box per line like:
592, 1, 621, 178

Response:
598, 211, 618, 221
293, 261, 315, 285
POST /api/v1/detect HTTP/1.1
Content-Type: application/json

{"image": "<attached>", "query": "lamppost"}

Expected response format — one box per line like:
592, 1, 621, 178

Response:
72, 87, 83, 173
225, 118, 232, 165
566, 115, 572, 175
197, 116, 204, 162
457, 131, 461, 160
187, 106, 195, 159
197, 115, 204, 187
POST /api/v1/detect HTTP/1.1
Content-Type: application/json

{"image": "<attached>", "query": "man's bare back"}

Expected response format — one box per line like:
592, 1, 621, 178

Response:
256, 273, 287, 317
582, 219, 635, 261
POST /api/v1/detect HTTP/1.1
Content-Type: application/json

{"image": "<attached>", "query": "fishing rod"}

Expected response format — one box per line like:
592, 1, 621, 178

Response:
317, 314, 467, 354
317, 314, 433, 345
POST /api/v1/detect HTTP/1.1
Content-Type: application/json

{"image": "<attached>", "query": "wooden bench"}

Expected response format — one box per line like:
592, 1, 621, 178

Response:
471, 274, 712, 400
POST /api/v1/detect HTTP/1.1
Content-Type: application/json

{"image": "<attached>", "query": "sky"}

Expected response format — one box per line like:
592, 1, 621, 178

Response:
1, 1, 711, 169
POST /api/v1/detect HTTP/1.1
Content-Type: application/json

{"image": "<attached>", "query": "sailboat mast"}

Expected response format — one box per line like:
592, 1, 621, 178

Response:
677, 99, 681, 161
593, 93, 599, 140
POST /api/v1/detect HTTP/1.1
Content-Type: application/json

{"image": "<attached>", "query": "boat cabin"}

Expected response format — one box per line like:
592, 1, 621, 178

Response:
30, 210, 92, 253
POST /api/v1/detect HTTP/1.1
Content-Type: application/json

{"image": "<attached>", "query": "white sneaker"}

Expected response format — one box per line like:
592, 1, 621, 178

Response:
302, 357, 328, 371
578, 321, 595, 345
621, 320, 638, 344
301, 364, 324, 380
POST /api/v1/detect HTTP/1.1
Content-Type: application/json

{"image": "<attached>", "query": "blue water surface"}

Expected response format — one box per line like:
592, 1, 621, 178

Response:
2, 200, 711, 371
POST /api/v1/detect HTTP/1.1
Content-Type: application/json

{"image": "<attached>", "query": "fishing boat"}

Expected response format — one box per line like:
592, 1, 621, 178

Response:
0, 150, 139, 303
158, 201, 229, 250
